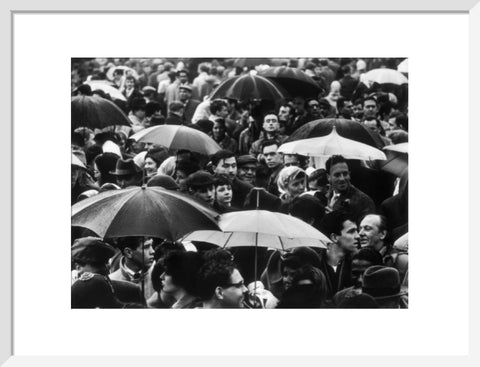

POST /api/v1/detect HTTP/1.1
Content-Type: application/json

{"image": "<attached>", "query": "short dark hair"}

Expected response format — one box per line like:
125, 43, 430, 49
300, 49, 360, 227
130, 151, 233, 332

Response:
263, 111, 277, 120
145, 102, 161, 118
341, 65, 351, 74
363, 96, 377, 107
196, 249, 236, 300
261, 139, 280, 153
116, 237, 146, 252
289, 195, 325, 226
210, 99, 228, 115
214, 174, 232, 187
210, 149, 235, 166
175, 160, 200, 176
319, 210, 355, 238
325, 155, 348, 174
163, 251, 204, 295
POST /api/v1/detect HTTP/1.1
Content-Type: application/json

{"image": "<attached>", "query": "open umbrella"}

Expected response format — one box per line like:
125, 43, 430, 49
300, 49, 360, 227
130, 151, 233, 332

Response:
106, 65, 139, 81
233, 58, 272, 68
85, 81, 127, 101
71, 152, 86, 169
286, 118, 386, 149
130, 125, 221, 156
72, 95, 131, 130
72, 186, 220, 240
258, 66, 323, 98
378, 143, 408, 177
363, 68, 408, 93
278, 126, 387, 160
209, 74, 290, 103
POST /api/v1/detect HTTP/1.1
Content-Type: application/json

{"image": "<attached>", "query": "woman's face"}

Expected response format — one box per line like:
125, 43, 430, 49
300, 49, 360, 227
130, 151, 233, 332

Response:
125, 78, 135, 89
144, 158, 158, 176
215, 184, 232, 206
212, 122, 225, 141
287, 177, 306, 199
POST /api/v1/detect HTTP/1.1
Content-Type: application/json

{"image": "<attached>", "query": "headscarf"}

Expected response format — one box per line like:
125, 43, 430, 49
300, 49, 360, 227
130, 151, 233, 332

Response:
276, 166, 306, 196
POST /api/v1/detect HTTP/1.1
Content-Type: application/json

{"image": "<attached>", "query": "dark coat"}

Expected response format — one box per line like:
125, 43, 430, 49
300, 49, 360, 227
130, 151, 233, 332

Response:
165, 113, 184, 125
183, 99, 201, 125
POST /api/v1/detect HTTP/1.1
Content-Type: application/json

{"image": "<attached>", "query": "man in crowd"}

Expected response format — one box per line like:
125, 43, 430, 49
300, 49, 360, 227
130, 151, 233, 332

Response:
250, 113, 288, 158
261, 140, 284, 196
71, 237, 144, 306
196, 250, 248, 308
178, 84, 200, 125
359, 214, 393, 265
186, 170, 216, 207
278, 103, 295, 135
325, 155, 375, 222
165, 101, 185, 125
210, 150, 252, 208
109, 236, 156, 300
361, 265, 407, 308
209, 99, 229, 122
236, 154, 258, 186
110, 158, 143, 189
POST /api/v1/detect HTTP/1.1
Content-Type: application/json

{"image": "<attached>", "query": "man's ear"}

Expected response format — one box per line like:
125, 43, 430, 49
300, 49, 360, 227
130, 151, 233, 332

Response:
214, 286, 224, 300
330, 233, 338, 243
379, 230, 387, 240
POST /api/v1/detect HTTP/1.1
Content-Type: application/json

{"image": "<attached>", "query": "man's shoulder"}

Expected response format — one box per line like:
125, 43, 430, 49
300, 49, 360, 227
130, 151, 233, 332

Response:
109, 268, 123, 281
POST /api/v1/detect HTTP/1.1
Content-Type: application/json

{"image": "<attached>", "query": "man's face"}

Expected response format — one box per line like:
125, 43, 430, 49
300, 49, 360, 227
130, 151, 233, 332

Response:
263, 114, 279, 133
278, 106, 292, 122
220, 268, 247, 308
306, 100, 321, 118
363, 99, 378, 121
125, 78, 135, 89
359, 215, 386, 249
178, 72, 188, 84
129, 238, 155, 270
192, 185, 215, 206
328, 162, 351, 193
214, 157, 237, 181
335, 220, 360, 253
293, 97, 305, 114
237, 164, 256, 185
352, 103, 364, 120
318, 103, 330, 118
351, 259, 373, 288
283, 154, 300, 168
178, 88, 191, 102
216, 106, 229, 119
263, 144, 282, 169
116, 174, 141, 189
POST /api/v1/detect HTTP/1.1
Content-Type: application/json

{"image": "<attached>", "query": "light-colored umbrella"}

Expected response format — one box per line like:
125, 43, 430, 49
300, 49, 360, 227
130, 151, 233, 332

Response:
106, 65, 139, 81
130, 125, 221, 156
71, 152, 86, 169
397, 59, 408, 74
182, 209, 330, 251
278, 126, 387, 160
363, 68, 408, 88
85, 81, 127, 101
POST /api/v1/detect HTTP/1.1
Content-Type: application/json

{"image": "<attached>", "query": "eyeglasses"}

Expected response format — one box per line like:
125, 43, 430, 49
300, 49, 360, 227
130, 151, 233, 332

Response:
223, 281, 245, 289
308, 104, 320, 108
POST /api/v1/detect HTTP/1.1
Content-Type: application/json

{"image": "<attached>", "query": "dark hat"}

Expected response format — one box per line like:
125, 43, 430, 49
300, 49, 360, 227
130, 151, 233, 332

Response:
71, 237, 116, 264
146, 174, 179, 190
178, 84, 193, 92
237, 155, 258, 167
71, 273, 124, 308
362, 265, 407, 300
109, 158, 141, 176
169, 101, 185, 112
186, 170, 216, 188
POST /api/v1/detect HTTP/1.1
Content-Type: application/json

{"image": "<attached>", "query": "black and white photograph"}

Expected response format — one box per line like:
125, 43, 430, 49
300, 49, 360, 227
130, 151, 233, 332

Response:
70, 57, 409, 309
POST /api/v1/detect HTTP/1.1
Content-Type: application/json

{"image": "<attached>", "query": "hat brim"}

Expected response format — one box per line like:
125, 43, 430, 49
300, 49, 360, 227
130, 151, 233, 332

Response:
368, 289, 408, 301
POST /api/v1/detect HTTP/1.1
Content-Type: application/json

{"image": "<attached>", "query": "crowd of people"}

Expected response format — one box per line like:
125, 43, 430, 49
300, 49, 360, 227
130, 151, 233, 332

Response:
71, 57, 408, 309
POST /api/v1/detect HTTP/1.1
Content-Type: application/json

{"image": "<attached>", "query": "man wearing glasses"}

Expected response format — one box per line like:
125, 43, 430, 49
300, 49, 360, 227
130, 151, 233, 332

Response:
196, 250, 248, 308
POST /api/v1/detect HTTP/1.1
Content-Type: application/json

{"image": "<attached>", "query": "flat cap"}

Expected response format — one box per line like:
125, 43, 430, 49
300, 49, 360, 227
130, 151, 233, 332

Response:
71, 237, 116, 264
186, 170, 216, 188
237, 155, 258, 167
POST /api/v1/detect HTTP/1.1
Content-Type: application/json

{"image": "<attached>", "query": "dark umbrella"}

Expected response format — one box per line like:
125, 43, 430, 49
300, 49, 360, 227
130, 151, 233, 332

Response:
258, 66, 323, 98
233, 58, 272, 68
285, 118, 386, 149
72, 186, 220, 240
72, 95, 131, 130
209, 74, 290, 103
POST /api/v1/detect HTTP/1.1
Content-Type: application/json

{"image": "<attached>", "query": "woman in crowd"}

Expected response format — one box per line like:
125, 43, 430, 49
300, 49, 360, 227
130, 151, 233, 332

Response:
276, 166, 307, 212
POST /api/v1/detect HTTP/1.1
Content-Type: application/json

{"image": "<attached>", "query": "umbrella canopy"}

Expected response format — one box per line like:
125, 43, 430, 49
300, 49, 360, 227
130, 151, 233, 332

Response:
397, 59, 408, 74
72, 186, 220, 240
286, 118, 386, 149
85, 81, 127, 101
71, 152, 86, 169
378, 143, 408, 177
106, 65, 139, 81
182, 210, 330, 251
258, 66, 323, 98
233, 58, 272, 68
363, 68, 408, 87
209, 74, 290, 103
71, 95, 131, 130
278, 126, 387, 160
130, 125, 221, 156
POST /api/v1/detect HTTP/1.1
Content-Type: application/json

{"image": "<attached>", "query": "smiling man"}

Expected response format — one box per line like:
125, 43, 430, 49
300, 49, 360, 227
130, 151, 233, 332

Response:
325, 155, 375, 222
